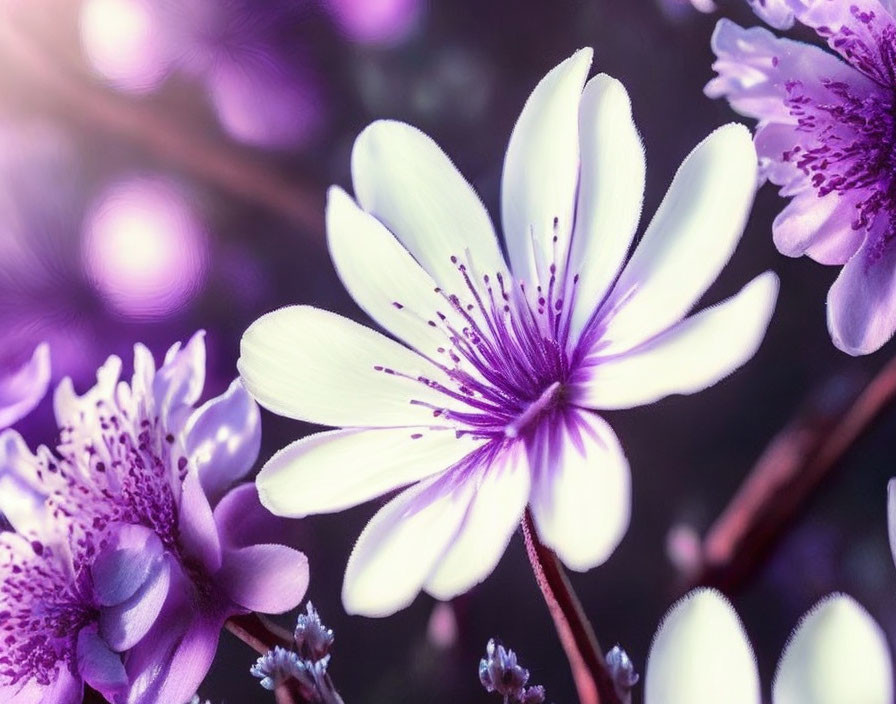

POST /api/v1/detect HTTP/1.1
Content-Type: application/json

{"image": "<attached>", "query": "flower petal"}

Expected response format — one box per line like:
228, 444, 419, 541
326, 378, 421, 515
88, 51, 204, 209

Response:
350, 120, 507, 290
0, 430, 48, 535
528, 409, 630, 571
566, 73, 645, 343
77, 624, 128, 699
213, 483, 299, 550
424, 441, 529, 600
239, 305, 463, 428
153, 331, 206, 429
217, 543, 309, 614
572, 272, 778, 410
99, 556, 171, 651
257, 427, 485, 517
501, 48, 592, 287
91, 524, 164, 607
178, 471, 222, 574
0, 343, 50, 429
595, 124, 758, 353
747, 0, 797, 28
326, 186, 464, 359
342, 458, 486, 617
184, 378, 261, 504
772, 187, 865, 265
645, 588, 760, 704
827, 233, 896, 356
773, 594, 893, 704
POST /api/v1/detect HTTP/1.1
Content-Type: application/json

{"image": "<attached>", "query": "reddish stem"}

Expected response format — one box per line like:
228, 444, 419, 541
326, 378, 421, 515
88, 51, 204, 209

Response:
687, 355, 896, 594
522, 511, 621, 704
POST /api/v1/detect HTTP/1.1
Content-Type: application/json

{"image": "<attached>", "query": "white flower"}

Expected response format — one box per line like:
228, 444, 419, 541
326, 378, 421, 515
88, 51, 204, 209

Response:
239, 48, 778, 617
645, 588, 893, 704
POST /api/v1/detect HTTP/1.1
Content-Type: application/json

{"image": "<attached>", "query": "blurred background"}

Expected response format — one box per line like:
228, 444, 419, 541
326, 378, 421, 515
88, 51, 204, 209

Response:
2, 0, 894, 702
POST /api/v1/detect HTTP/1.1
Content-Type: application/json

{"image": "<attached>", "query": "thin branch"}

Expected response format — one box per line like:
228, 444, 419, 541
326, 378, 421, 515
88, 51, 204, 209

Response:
685, 355, 896, 594
0, 16, 325, 244
522, 511, 621, 704
226, 612, 295, 655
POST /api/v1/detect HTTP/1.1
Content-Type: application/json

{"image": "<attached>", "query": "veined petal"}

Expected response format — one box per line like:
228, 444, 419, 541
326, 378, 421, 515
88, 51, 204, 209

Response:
184, 378, 261, 504
326, 186, 464, 358
773, 594, 893, 704
566, 73, 645, 344
528, 409, 630, 571
595, 124, 758, 354
257, 426, 484, 517
0, 343, 50, 429
342, 462, 483, 617
572, 272, 778, 410
424, 441, 529, 600
501, 48, 592, 287
350, 120, 507, 291
239, 305, 464, 428
645, 588, 760, 704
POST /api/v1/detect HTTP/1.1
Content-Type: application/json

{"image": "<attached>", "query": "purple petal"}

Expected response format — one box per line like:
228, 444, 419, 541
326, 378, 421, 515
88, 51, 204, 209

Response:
152, 331, 206, 429
184, 379, 261, 504
0, 665, 82, 704
747, 0, 799, 28
76, 624, 128, 700
91, 524, 164, 606
0, 430, 48, 534
771, 187, 865, 265
0, 343, 50, 429
178, 470, 222, 574
827, 234, 896, 355
213, 483, 301, 550
217, 543, 309, 614
99, 555, 172, 651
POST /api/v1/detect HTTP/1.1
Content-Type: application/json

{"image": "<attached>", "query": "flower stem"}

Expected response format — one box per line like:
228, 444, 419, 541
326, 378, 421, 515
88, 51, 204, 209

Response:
522, 511, 621, 704
685, 354, 896, 595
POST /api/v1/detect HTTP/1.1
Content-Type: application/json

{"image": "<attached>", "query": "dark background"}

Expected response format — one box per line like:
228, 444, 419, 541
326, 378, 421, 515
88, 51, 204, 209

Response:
2, 1, 894, 702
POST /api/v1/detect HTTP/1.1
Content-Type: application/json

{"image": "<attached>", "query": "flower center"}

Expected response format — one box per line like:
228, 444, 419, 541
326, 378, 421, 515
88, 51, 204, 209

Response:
382, 252, 579, 440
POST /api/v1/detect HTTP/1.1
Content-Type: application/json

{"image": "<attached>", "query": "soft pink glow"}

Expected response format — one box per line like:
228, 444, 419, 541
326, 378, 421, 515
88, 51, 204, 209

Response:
324, 0, 423, 45
82, 177, 208, 319
79, 0, 172, 92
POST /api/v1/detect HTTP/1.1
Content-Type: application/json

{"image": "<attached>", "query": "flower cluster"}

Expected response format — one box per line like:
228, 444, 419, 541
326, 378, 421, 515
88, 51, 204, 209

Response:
250, 602, 343, 703
479, 639, 546, 704
707, 0, 896, 355
0, 333, 308, 703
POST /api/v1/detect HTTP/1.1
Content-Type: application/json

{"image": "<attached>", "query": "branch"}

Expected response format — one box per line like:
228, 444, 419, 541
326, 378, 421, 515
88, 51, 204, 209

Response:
685, 355, 896, 594
522, 511, 622, 704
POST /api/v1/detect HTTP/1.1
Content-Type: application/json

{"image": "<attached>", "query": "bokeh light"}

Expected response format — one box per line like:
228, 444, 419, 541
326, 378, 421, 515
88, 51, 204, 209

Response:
82, 177, 208, 320
324, 0, 423, 45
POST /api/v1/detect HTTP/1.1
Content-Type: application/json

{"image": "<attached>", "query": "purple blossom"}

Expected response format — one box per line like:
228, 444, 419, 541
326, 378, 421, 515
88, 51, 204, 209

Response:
0, 332, 309, 703
479, 639, 545, 704
239, 48, 778, 616
706, 1, 896, 355
0, 344, 50, 430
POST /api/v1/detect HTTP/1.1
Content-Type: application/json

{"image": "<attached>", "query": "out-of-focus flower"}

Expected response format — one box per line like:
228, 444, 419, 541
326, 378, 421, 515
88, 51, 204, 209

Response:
79, 0, 324, 148
645, 588, 893, 703
82, 176, 209, 320
706, 2, 896, 355
479, 640, 545, 704
427, 602, 458, 650
323, 0, 423, 45
0, 343, 50, 429
656, 0, 717, 23
240, 49, 777, 616
0, 333, 308, 703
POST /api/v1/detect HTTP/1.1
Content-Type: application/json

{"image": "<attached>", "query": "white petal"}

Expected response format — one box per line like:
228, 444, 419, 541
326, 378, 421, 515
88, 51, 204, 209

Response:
54, 354, 123, 427
597, 124, 758, 353
326, 186, 460, 359
773, 594, 893, 704
566, 74, 645, 344
0, 430, 47, 535
528, 409, 630, 571
888, 479, 896, 571
350, 120, 507, 290
239, 305, 463, 428
645, 588, 760, 704
425, 442, 530, 600
572, 272, 778, 409
257, 427, 485, 517
501, 48, 592, 287
0, 343, 51, 429
342, 468, 477, 617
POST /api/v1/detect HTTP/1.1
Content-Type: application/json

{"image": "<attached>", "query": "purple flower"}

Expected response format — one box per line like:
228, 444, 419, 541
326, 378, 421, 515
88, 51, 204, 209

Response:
706, 1, 896, 355
239, 48, 778, 617
0, 333, 309, 703
644, 588, 893, 704
0, 343, 50, 429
